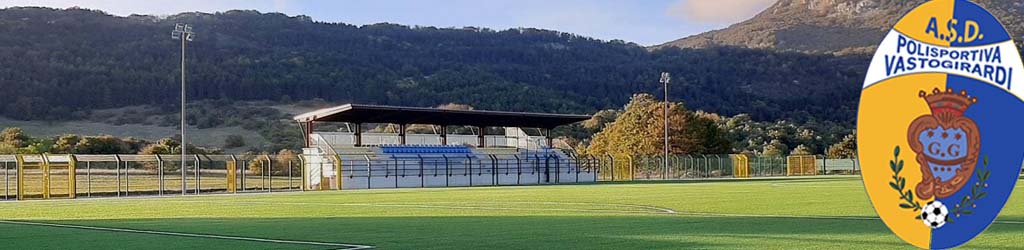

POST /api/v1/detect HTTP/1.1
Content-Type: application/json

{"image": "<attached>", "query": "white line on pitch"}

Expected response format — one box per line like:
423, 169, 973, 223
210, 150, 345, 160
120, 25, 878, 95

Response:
172, 200, 678, 215
402, 201, 679, 214
0, 220, 374, 250
162, 200, 1024, 225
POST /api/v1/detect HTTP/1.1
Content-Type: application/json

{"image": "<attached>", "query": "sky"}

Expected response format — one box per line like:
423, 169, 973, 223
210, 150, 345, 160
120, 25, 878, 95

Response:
0, 0, 777, 46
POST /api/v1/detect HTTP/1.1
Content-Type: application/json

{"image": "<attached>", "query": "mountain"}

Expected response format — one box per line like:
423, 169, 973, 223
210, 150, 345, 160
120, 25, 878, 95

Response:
0, 7, 863, 126
655, 0, 1024, 53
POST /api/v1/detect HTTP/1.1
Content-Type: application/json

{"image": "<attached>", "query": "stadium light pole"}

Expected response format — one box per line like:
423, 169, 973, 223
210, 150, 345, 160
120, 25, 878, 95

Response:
660, 72, 671, 173
172, 23, 194, 195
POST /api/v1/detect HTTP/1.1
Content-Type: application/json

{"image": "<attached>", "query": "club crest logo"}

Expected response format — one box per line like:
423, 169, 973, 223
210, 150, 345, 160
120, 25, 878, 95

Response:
859, 0, 1024, 248
910, 88, 980, 201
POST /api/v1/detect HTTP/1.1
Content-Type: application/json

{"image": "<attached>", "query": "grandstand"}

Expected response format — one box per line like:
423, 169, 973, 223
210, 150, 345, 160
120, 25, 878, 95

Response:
292, 104, 593, 190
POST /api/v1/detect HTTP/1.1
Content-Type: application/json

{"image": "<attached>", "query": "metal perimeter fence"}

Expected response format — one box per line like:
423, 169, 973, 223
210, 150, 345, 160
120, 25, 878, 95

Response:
594, 154, 860, 181
0, 154, 305, 201
0, 153, 861, 201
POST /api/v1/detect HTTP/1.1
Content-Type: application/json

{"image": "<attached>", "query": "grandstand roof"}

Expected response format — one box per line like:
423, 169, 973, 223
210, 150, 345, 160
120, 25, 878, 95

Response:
293, 104, 590, 128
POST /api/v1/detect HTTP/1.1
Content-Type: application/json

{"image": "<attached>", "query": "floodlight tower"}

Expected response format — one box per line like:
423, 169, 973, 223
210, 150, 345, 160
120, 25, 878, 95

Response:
659, 72, 671, 172
172, 23, 194, 195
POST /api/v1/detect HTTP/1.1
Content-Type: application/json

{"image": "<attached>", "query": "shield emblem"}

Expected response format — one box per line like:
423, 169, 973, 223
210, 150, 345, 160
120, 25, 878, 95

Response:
858, 0, 1024, 248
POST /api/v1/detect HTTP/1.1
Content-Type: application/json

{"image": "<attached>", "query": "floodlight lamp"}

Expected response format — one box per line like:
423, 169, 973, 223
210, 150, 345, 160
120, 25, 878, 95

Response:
172, 23, 195, 41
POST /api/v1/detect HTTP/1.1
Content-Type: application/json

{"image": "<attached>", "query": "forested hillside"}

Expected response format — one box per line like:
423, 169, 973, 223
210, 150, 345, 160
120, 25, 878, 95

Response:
0, 7, 865, 124
656, 0, 1024, 53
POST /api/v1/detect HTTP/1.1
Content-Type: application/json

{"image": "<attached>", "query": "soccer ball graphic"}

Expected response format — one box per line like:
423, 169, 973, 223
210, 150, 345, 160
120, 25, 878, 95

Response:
921, 201, 949, 229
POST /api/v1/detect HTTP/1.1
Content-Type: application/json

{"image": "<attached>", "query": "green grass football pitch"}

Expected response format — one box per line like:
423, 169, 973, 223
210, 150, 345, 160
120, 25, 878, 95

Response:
1, 177, 1022, 249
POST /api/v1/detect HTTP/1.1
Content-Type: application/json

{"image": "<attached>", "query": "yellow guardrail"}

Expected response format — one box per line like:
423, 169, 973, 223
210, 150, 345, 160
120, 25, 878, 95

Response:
731, 154, 751, 178
786, 155, 817, 176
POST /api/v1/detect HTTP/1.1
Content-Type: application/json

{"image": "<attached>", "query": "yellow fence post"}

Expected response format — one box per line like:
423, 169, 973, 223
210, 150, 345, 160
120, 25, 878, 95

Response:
743, 155, 747, 178
741, 154, 749, 177
808, 156, 817, 176
797, 156, 802, 176
793, 155, 803, 176
626, 155, 635, 181
332, 154, 343, 190
741, 155, 746, 178
744, 155, 748, 177
41, 154, 50, 199
786, 156, 793, 176
730, 154, 751, 178
740, 155, 747, 178
800, 156, 807, 176
319, 157, 327, 191
68, 155, 77, 199
226, 157, 237, 193
804, 156, 810, 176
16, 155, 23, 201
298, 155, 307, 191
793, 156, 799, 176
801, 156, 807, 176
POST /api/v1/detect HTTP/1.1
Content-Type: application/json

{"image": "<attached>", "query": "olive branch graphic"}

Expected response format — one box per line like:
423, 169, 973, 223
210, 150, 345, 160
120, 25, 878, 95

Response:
948, 155, 991, 223
890, 146, 924, 218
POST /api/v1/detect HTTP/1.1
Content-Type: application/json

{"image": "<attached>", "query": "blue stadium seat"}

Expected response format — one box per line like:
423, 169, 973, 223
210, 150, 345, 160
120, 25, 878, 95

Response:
381, 145, 471, 156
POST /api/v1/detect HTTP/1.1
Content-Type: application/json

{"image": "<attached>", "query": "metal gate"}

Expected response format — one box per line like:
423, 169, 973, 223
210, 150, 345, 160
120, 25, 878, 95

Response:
16, 155, 76, 200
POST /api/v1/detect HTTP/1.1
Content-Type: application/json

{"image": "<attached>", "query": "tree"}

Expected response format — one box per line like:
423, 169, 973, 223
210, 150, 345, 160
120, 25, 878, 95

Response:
827, 133, 857, 159
762, 140, 788, 157
51, 134, 82, 153
139, 138, 177, 155
582, 109, 620, 132
0, 127, 30, 148
139, 137, 221, 155
273, 149, 299, 175
588, 94, 676, 157
246, 149, 300, 176
682, 112, 731, 154
791, 144, 813, 155
587, 93, 730, 157
0, 146, 19, 154
224, 135, 246, 149
139, 137, 222, 172
74, 135, 131, 154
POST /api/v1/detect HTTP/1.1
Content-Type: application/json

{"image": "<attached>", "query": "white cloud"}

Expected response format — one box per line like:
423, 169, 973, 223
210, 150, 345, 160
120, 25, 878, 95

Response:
668, 0, 777, 24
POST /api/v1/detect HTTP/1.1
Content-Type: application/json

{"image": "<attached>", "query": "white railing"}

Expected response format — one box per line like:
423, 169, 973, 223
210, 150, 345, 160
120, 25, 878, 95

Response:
309, 133, 339, 155
361, 133, 401, 145
525, 136, 546, 150
448, 135, 478, 146
316, 132, 356, 147
484, 135, 510, 147
313, 132, 403, 146
406, 134, 442, 145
